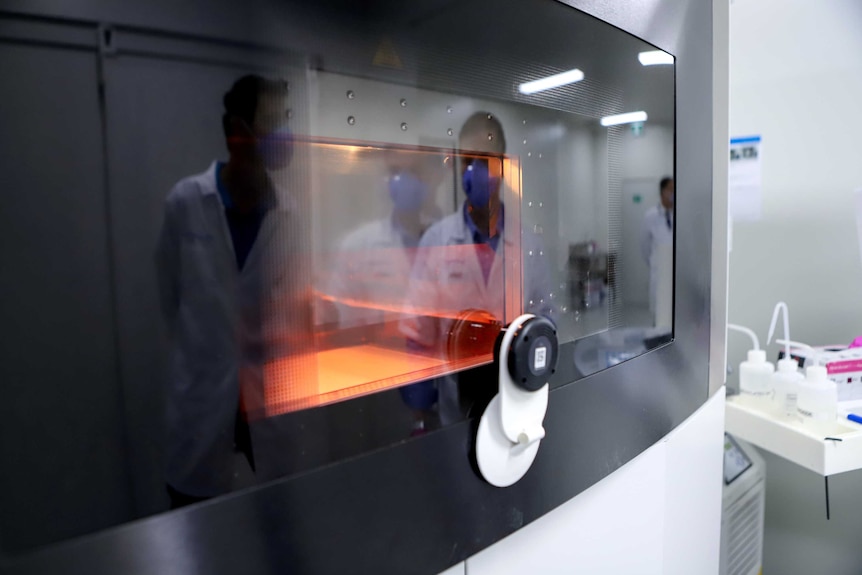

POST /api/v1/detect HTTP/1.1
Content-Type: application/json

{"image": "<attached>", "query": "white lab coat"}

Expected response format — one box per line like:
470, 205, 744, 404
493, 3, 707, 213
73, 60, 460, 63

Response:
326, 215, 432, 329
640, 204, 674, 315
401, 205, 553, 347
156, 161, 299, 496
400, 203, 554, 422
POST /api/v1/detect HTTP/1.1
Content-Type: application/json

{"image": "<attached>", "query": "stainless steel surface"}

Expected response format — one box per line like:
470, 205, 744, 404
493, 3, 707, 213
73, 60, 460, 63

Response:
710, 0, 730, 397
0, 0, 717, 572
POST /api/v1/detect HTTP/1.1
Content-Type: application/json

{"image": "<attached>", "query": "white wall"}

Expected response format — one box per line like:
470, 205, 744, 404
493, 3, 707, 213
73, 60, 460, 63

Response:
729, 0, 862, 353
620, 124, 674, 182
730, 2, 862, 574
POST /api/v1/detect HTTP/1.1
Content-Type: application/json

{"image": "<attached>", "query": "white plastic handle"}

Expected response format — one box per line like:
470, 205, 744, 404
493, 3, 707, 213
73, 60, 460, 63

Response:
475, 314, 551, 487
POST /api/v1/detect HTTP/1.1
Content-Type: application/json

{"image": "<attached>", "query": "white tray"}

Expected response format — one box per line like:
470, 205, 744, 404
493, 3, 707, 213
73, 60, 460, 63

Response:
726, 395, 862, 476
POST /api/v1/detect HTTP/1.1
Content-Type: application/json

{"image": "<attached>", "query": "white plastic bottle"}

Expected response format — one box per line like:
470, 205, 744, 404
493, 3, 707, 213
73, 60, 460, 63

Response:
739, 349, 775, 410
766, 302, 803, 419
728, 324, 774, 410
772, 358, 803, 419
797, 365, 838, 436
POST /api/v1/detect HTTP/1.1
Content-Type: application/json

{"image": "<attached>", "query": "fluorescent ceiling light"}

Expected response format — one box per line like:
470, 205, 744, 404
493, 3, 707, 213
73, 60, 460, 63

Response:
600, 111, 648, 127
518, 69, 585, 95
638, 50, 674, 66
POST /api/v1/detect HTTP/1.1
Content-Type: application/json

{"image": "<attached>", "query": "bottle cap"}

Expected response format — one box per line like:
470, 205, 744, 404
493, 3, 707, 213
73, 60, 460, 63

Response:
806, 365, 828, 381
777, 357, 799, 373
748, 349, 767, 363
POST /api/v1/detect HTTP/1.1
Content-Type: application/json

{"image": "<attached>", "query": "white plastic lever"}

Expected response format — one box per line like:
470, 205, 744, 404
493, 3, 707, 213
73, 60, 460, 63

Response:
476, 314, 554, 487
517, 425, 546, 446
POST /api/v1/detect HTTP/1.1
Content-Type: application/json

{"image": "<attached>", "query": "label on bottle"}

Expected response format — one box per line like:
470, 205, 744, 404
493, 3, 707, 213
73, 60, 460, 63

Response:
742, 389, 772, 398
784, 392, 797, 415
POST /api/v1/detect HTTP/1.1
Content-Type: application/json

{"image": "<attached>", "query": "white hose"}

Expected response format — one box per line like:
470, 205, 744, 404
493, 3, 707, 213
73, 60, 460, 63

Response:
728, 323, 760, 350
767, 302, 791, 360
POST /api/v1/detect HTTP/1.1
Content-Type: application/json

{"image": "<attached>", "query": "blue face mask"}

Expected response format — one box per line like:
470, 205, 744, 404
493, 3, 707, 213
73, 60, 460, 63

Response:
388, 171, 429, 213
256, 125, 293, 170
462, 160, 501, 209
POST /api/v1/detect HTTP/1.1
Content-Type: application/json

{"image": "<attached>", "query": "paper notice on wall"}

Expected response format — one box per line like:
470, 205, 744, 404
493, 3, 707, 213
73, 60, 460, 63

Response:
856, 189, 862, 269
729, 135, 762, 222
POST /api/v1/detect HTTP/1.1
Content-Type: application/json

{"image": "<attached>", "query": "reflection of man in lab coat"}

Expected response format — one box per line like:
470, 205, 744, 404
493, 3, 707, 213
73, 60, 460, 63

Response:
156, 75, 297, 508
640, 176, 674, 317
401, 112, 553, 421
325, 152, 444, 430
327, 152, 443, 331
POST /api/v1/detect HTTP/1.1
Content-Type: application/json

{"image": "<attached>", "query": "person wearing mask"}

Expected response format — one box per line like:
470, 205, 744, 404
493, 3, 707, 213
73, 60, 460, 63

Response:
324, 150, 444, 432
156, 75, 296, 508
401, 112, 554, 422
640, 176, 674, 319
326, 150, 443, 332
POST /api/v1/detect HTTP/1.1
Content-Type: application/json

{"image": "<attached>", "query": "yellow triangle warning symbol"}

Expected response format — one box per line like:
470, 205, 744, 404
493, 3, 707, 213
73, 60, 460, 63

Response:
373, 37, 403, 69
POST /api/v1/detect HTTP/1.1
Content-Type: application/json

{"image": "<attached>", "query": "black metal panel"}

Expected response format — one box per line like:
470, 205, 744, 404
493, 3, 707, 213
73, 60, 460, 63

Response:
4, 369, 677, 575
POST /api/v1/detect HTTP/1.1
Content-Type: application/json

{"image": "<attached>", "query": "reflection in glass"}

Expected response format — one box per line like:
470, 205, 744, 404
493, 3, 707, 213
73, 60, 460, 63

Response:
641, 176, 675, 330
261, 112, 555, 420
156, 76, 295, 506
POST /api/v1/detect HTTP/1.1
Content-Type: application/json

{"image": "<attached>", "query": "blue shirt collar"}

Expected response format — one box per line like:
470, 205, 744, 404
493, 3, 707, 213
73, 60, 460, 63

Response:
462, 201, 504, 244
215, 162, 234, 209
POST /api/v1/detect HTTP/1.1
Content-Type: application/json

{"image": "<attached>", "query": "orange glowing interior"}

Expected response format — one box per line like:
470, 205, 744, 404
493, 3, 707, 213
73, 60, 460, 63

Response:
245, 139, 522, 418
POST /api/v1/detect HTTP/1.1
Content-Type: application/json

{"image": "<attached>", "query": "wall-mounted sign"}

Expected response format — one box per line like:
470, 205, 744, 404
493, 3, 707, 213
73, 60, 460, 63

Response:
729, 135, 762, 222
855, 189, 862, 271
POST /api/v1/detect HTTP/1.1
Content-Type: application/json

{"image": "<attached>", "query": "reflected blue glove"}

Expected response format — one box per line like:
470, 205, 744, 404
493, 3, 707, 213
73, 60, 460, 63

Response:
399, 380, 438, 411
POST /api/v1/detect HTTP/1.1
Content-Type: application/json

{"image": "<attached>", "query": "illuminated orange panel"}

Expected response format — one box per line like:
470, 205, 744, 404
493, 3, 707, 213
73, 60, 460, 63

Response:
245, 139, 522, 419
261, 345, 493, 416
